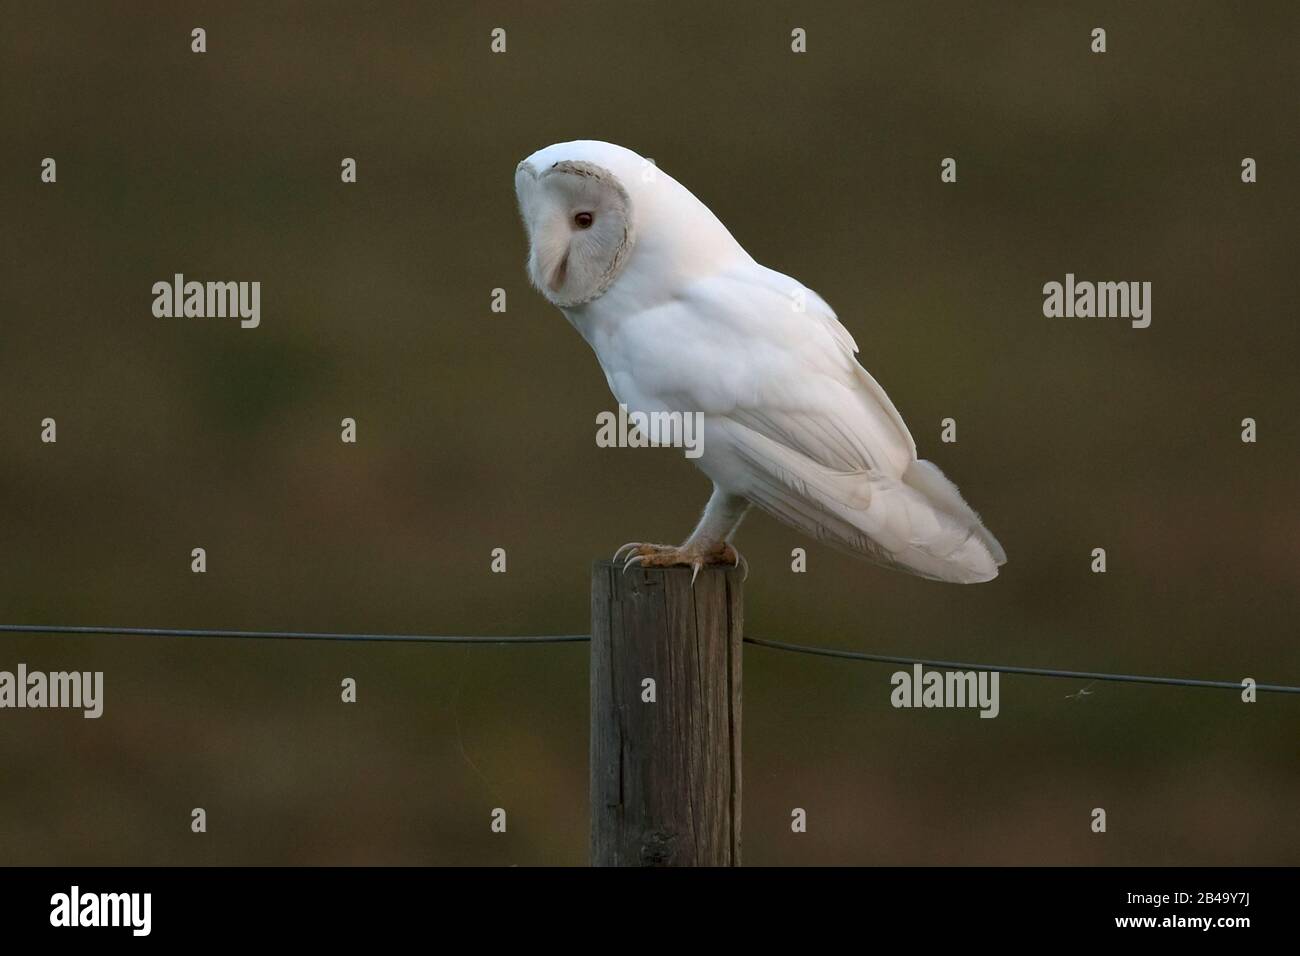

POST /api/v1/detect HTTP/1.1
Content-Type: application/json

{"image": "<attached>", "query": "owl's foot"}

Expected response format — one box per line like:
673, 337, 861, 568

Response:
613, 541, 747, 586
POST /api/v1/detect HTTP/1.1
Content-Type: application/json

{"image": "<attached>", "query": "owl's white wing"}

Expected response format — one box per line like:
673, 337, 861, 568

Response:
609, 264, 1006, 583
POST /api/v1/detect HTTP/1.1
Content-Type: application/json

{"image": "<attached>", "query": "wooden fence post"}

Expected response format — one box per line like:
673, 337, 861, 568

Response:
590, 559, 743, 866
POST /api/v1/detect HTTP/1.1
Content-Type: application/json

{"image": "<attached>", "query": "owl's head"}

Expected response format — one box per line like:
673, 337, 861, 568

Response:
515, 141, 747, 310
515, 152, 635, 308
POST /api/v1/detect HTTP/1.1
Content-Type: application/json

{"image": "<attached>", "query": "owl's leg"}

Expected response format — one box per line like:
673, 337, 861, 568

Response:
615, 486, 751, 584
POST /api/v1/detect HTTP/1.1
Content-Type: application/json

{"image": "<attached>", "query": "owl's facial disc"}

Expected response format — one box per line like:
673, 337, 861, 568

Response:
516, 159, 635, 308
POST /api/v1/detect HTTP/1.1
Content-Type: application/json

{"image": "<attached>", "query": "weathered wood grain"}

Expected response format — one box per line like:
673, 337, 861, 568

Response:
590, 559, 743, 866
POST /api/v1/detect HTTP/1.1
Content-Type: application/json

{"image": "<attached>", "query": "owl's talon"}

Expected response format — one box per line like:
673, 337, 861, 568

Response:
612, 542, 642, 562
732, 549, 750, 581
614, 540, 745, 581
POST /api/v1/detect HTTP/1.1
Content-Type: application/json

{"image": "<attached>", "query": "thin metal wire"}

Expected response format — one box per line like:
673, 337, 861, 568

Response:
2, 624, 1296, 695
0, 624, 588, 645
743, 636, 1300, 695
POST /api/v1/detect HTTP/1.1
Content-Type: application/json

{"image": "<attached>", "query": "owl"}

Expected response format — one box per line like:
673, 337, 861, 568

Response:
515, 141, 1005, 584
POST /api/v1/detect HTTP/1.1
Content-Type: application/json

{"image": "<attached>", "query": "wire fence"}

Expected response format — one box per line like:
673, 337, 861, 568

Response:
3, 623, 1297, 695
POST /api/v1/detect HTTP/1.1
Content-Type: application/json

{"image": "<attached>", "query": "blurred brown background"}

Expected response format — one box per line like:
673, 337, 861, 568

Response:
0, 1, 1296, 865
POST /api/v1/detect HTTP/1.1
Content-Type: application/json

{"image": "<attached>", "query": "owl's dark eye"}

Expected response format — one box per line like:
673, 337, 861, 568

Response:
573, 211, 594, 229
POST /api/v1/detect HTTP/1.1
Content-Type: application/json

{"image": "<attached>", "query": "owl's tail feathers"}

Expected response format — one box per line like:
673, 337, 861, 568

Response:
722, 421, 1005, 583
884, 458, 1006, 583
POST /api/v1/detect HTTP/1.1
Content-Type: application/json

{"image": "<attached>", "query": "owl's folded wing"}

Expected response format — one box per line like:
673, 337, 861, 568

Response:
674, 267, 1006, 582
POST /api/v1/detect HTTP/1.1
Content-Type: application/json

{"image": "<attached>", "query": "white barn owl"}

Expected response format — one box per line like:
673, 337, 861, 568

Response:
515, 141, 1005, 583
